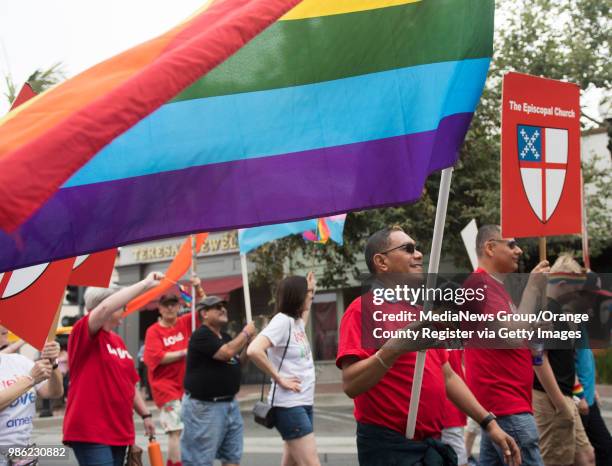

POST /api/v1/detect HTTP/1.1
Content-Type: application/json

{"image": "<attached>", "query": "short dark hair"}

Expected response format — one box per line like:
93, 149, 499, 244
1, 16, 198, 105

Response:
275, 275, 308, 319
364, 226, 404, 273
476, 224, 501, 258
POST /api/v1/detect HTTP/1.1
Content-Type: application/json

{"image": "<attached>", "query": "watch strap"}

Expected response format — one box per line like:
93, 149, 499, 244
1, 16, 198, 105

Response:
480, 412, 497, 430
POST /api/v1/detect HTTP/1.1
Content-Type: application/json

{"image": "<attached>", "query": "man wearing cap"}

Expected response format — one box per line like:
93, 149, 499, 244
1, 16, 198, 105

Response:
144, 276, 205, 466
575, 271, 612, 466
532, 254, 595, 466
181, 296, 256, 466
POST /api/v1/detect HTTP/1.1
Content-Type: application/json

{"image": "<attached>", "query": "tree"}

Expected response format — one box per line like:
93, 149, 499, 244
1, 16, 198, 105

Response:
3, 74, 17, 104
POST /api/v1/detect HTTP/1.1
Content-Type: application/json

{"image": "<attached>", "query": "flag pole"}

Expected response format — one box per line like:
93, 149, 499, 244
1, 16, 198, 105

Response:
240, 253, 253, 323
47, 302, 64, 342
191, 235, 197, 332
580, 172, 590, 270
405, 167, 453, 439
538, 237, 547, 262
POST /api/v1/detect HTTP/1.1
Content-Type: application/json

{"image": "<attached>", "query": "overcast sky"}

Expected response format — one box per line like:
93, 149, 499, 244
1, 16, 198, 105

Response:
0, 1, 603, 117
0, 0, 205, 114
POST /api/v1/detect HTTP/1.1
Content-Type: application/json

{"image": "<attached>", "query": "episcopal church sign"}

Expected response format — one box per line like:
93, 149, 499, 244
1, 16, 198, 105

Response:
501, 72, 581, 238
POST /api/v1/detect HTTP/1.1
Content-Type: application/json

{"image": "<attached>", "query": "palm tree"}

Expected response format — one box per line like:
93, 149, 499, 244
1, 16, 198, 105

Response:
4, 61, 66, 104
3, 73, 17, 104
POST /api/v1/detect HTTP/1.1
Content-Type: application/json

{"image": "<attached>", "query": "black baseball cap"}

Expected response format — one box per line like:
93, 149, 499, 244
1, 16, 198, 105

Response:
159, 294, 180, 306
197, 295, 228, 310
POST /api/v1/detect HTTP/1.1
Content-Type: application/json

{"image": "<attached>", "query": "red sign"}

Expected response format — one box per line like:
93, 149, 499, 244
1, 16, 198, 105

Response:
10, 83, 36, 111
501, 72, 581, 238
0, 258, 75, 349
68, 248, 117, 287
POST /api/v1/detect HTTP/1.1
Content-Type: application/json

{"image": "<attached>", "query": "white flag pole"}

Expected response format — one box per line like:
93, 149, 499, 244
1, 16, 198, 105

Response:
191, 235, 197, 332
405, 167, 453, 439
240, 253, 253, 323
460, 219, 479, 271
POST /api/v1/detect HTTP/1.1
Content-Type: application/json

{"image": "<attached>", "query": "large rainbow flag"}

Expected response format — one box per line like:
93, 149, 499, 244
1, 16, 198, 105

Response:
0, 0, 494, 272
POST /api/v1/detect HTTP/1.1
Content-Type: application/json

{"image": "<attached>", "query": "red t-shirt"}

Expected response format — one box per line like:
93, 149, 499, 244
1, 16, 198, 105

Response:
442, 349, 467, 428
336, 296, 449, 440
144, 314, 194, 407
63, 314, 139, 445
463, 268, 533, 416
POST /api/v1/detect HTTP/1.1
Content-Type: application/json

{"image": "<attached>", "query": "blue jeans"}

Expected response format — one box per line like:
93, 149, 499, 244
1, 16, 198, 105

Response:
479, 413, 543, 466
70, 443, 127, 466
181, 394, 243, 466
274, 405, 314, 441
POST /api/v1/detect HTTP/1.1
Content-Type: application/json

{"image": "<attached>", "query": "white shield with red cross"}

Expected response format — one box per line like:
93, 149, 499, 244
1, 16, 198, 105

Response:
517, 124, 568, 223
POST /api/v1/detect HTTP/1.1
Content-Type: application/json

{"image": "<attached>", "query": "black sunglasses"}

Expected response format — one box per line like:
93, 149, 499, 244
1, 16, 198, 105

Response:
379, 242, 418, 255
489, 239, 519, 249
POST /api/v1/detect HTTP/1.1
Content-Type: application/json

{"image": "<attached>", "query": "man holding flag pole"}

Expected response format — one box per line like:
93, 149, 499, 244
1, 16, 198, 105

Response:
337, 225, 522, 466
144, 274, 205, 466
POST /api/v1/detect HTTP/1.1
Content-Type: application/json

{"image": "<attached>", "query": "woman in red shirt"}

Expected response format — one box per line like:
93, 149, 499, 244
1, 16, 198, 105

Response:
63, 271, 163, 466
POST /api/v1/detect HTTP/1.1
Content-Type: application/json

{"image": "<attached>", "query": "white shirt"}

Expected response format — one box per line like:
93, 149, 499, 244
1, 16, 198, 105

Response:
260, 313, 315, 408
0, 354, 44, 455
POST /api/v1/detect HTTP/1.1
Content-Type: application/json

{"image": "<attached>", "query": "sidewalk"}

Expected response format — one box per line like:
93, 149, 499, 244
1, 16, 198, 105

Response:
33, 382, 350, 429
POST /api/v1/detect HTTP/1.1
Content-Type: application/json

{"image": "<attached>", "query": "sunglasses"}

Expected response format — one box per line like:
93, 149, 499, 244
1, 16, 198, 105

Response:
379, 242, 418, 255
489, 239, 519, 249
208, 304, 226, 311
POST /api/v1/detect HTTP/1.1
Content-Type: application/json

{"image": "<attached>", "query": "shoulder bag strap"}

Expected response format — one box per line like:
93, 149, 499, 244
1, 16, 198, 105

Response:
259, 320, 292, 404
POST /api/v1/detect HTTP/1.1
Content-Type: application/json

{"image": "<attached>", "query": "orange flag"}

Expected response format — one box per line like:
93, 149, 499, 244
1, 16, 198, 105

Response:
68, 249, 117, 287
0, 258, 76, 349
124, 233, 208, 315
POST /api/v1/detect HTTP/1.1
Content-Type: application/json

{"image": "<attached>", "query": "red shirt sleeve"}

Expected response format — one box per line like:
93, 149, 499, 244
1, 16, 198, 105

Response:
143, 325, 165, 372
67, 314, 95, 373
336, 298, 371, 369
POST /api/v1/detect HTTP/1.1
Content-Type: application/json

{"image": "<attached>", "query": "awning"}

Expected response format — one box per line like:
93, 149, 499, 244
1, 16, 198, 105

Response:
200, 275, 243, 300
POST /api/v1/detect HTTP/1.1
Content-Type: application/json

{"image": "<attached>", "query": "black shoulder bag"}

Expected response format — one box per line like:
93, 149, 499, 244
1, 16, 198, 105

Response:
252, 321, 291, 428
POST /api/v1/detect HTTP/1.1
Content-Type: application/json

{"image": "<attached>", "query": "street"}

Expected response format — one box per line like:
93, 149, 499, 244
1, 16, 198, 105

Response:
29, 392, 612, 466
31, 394, 359, 465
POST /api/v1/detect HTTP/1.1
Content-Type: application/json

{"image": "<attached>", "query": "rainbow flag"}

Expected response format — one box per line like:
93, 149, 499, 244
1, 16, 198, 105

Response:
303, 215, 346, 245
0, 0, 493, 272
239, 219, 318, 254
239, 214, 346, 253
178, 284, 193, 304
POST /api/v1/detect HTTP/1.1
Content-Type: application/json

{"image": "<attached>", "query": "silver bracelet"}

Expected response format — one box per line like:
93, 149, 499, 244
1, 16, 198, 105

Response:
374, 351, 391, 370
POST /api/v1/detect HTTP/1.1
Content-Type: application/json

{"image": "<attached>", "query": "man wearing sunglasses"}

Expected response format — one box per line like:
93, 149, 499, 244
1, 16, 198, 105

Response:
181, 296, 256, 466
143, 275, 205, 466
337, 226, 522, 466
463, 225, 550, 466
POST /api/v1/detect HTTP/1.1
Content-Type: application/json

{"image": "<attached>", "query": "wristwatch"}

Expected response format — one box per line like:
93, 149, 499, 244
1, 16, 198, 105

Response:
480, 412, 497, 430
51, 359, 59, 370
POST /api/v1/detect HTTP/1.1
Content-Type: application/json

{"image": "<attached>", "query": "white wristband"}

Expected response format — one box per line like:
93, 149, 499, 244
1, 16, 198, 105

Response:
375, 351, 391, 370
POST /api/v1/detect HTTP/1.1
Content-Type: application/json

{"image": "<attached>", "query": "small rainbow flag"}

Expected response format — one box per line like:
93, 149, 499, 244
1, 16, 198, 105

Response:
178, 284, 193, 305
0, 0, 493, 272
302, 215, 346, 245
